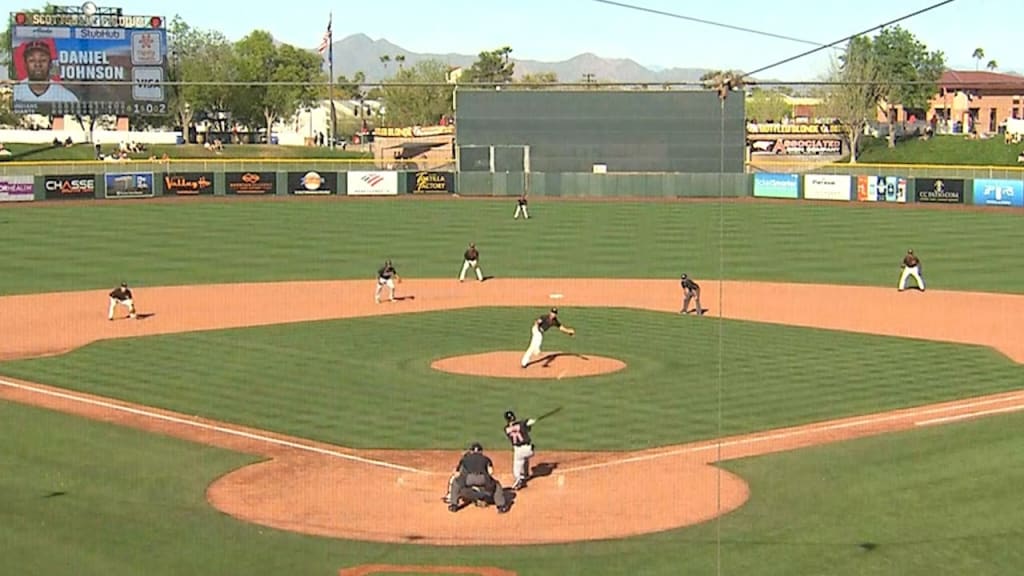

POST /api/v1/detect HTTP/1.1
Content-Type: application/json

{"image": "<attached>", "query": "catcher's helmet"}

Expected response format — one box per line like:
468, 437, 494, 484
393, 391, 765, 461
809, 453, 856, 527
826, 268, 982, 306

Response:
504, 410, 516, 422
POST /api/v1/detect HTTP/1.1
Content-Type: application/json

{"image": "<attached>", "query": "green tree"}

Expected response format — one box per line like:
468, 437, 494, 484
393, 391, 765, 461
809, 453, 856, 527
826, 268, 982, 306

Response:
745, 88, 791, 122
379, 59, 452, 126
463, 46, 515, 86
872, 26, 945, 148
823, 36, 882, 164
233, 30, 322, 137
335, 71, 366, 100
164, 16, 236, 136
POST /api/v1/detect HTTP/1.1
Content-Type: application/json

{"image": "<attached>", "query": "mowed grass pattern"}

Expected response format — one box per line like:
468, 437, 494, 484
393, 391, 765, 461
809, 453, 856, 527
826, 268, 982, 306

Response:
2, 199, 1024, 295
2, 308, 1021, 451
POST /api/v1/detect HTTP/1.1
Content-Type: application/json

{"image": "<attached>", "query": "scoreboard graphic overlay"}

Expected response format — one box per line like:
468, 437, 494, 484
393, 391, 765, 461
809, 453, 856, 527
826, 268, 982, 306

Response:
9, 9, 167, 116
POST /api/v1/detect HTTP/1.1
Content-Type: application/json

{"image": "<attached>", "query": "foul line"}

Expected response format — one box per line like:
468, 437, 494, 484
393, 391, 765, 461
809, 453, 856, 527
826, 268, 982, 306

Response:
0, 377, 426, 474
562, 392, 1024, 474
915, 404, 1024, 426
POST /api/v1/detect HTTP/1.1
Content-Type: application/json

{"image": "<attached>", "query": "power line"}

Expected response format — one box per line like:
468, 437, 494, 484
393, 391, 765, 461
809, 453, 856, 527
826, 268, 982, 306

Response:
590, 0, 824, 47
743, 0, 958, 78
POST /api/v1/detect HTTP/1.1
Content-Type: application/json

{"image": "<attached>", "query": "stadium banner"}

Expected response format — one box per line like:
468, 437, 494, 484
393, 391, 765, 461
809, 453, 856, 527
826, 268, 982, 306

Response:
104, 172, 154, 198
752, 173, 799, 198
748, 137, 842, 156
914, 178, 964, 204
42, 174, 96, 199
972, 179, 1024, 207
0, 175, 35, 202
163, 172, 214, 196
226, 171, 276, 195
803, 174, 851, 201
289, 170, 337, 195
407, 171, 454, 194
9, 10, 167, 116
347, 171, 398, 196
856, 175, 907, 203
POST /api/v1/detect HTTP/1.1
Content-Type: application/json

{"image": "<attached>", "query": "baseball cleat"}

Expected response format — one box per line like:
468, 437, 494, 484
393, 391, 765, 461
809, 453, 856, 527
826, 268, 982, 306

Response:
448, 504, 459, 512
497, 505, 509, 514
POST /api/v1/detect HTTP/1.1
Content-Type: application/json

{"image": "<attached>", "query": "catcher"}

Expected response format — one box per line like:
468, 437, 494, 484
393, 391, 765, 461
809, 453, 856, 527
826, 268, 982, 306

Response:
445, 442, 510, 514
374, 259, 401, 303
107, 281, 137, 320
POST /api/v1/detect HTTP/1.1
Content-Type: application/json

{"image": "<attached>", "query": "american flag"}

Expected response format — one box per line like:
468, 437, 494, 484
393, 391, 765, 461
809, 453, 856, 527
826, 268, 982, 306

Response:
317, 16, 332, 55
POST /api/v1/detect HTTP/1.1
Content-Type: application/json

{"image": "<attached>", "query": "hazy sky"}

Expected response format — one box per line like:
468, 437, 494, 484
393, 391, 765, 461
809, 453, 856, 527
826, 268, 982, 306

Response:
40, 0, 1020, 79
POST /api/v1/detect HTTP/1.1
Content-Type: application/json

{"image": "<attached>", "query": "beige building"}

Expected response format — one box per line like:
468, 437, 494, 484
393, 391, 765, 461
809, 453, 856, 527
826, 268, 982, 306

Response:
882, 70, 1024, 135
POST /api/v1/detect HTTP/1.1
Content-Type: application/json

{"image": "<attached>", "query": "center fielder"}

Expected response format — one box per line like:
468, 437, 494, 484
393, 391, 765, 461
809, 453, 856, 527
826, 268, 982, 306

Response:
503, 410, 536, 490
520, 307, 575, 368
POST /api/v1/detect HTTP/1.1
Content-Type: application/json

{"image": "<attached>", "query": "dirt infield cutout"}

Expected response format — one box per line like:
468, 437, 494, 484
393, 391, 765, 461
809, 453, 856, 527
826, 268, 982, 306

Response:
2, 278, 1024, 545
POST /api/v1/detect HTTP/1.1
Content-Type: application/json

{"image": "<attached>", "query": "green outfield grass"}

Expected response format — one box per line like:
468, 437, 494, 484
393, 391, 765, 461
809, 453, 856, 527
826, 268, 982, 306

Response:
3, 392, 1022, 576
2, 199, 1023, 295
0, 308, 1020, 451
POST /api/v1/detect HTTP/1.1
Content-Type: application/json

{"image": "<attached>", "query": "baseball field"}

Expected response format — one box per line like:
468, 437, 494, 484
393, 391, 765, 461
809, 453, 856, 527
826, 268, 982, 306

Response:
2, 196, 1023, 575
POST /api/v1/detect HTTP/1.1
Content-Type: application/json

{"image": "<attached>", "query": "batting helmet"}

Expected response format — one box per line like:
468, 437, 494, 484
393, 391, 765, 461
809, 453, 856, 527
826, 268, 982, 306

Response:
23, 40, 51, 58
504, 410, 516, 422
680, 273, 688, 279
469, 442, 483, 452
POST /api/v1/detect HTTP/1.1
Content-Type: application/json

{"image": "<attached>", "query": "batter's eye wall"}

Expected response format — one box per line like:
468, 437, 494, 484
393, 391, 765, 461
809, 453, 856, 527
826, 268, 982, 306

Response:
455, 90, 746, 173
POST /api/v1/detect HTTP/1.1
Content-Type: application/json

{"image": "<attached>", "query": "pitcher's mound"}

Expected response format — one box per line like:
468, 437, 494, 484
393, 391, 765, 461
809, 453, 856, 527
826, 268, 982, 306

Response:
432, 351, 626, 379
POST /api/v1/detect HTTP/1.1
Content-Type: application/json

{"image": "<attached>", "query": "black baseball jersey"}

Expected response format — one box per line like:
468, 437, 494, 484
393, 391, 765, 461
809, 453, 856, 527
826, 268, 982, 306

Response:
536, 314, 561, 332
378, 265, 397, 279
903, 253, 920, 267
457, 451, 493, 474
464, 247, 479, 261
681, 278, 700, 292
504, 420, 533, 447
517, 196, 528, 206
109, 287, 132, 301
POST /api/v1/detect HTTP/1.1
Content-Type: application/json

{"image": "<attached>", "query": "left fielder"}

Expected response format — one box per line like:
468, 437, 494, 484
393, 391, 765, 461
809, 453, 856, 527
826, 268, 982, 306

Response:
520, 307, 575, 368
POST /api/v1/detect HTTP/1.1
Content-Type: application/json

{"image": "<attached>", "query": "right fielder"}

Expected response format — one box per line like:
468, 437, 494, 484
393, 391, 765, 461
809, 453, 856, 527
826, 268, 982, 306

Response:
503, 410, 535, 490
520, 307, 575, 368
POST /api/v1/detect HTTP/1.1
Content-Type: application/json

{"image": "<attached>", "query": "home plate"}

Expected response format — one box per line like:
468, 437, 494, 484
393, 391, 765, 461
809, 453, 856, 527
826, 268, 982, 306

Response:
549, 293, 564, 299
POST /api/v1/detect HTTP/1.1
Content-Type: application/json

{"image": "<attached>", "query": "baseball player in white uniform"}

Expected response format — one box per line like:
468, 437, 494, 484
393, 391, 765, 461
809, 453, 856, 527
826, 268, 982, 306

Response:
898, 249, 925, 291
108, 282, 136, 320
374, 260, 400, 303
520, 308, 575, 368
503, 411, 536, 490
459, 242, 484, 282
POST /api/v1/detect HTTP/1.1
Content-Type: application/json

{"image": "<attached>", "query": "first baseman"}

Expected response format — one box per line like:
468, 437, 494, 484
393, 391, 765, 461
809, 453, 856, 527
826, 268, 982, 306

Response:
898, 249, 925, 291
374, 259, 401, 303
459, 242, 484, 282
520, 307, 575, 368
503, 410, 536, 490
108, 281, 136, 320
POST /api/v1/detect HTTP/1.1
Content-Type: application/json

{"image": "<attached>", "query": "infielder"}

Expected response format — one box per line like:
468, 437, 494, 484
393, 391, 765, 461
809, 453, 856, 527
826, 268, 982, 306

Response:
513, 194, 530, 219
458, 242, 484, 282
108, 281, 136, 320
898, 249, 925, 291
520, 307, 575, 368
374, 259, 400, 303
680, 273, 704, 315
503, 410, 536, 490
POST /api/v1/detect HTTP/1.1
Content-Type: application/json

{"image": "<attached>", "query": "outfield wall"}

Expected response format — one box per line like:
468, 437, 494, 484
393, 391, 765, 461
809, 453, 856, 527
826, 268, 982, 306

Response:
1, 163, 1023, 208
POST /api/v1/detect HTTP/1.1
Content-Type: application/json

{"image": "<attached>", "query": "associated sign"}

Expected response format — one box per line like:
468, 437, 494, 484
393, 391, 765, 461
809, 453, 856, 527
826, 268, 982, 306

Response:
289, 171, 336, 195
163, 172, 214, 195
856, 176, 907, 203
914, 178, 964, 204
973, 179, 1024, 207
0, 175, 34, 202
749, 138, 842, 156
43, 174, 96, 199
753, 173, 799, 198
104, 172, 154, 198
347, 171, 398, 196
803, 174, 851, 201
226, 171, 276, 194
407, 171, 454, 194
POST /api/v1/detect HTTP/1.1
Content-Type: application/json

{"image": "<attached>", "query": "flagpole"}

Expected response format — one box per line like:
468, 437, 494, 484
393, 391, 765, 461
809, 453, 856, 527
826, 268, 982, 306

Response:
327, 12, 337, 150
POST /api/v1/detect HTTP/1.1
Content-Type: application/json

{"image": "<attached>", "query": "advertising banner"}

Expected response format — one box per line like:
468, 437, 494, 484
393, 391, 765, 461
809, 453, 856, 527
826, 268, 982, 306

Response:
803, 174, 851, 201
347, 171, 398, 196
749, 138, 842, 156
104, 172, 154, 198
753, 173, 799, 198
226, 171, 276, 195
407, 171, 454, 194
914, 178, 964, 204
972, 179, 1024, 207
9, 11, 168, 117
42, 174, 96, 199
288, 170, 337, 195
856, 176, 907, 203
163, 172, 214, 195
0, 175, 35, 202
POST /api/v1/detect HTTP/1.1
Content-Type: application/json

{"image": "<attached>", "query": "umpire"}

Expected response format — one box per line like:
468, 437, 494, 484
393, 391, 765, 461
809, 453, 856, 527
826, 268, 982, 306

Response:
446, 442, 510, 514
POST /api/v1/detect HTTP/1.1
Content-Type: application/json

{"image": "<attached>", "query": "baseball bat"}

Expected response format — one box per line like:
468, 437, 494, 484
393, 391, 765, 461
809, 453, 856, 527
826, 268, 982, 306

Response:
534, 406, 563, 423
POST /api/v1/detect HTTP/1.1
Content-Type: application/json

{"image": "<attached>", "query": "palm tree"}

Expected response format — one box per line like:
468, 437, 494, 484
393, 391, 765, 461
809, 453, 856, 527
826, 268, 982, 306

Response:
986, 60, 998, 72
379, 54, 391, 70
972, 47, 984, 70
394, 54, 406, 69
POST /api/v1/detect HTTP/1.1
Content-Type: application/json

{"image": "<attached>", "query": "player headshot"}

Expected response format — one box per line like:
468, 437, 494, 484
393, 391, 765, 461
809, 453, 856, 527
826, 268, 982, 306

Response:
12, 40, 79, 104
